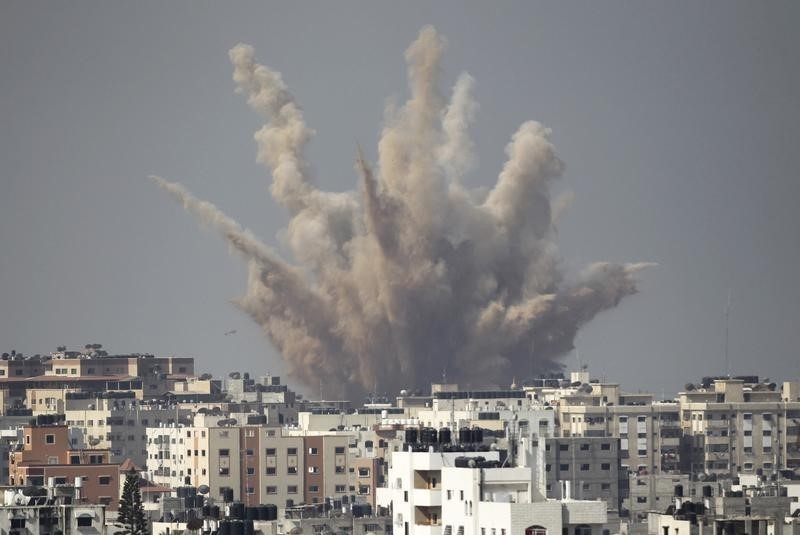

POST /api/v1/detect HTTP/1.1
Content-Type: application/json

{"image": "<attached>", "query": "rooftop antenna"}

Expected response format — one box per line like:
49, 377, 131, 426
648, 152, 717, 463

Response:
724, 290, 731, 378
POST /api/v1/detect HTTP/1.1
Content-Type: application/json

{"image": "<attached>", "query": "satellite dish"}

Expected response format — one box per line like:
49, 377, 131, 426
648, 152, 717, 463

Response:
198, 485, 210, 495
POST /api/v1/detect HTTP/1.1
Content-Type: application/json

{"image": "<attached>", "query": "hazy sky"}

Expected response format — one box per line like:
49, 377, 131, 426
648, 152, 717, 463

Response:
1, 2, 798, 398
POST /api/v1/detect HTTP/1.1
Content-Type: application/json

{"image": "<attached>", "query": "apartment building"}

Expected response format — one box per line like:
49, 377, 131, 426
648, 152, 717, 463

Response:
378, 442, 608, 535
0, 487, 106, 535
301, 434, 350, 505
545, 436, 622, 512
63, 392, 191, 465
678, 378, 800, 476
8, 422, 121, 509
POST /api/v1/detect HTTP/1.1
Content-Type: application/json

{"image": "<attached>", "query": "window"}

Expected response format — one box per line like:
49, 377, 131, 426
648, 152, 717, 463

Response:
10, 519, 25, 529
219, 468, 230, 476
266, 448, 276, 455
99, 476, 111, 485
601, 463, 611, 470
287, 448, 297, 455
309, 485, 319, 493
601, 443, 611, 450
335, 446, 346, 454
288, 466, 298, 474
308, 447, 318, 455
308, 466, 319, 474
288, 486, 298, 494
358, 467, 370, 477
247, 467, 255, 475
559, 444, 569, 451
219, 449, 230, 457
335, 484, 346, 492
246, 449, 254, 456
266, 486, 277, 494
246, 487, 255, 495
580, 464, 590, 471
266, 467, 276, 475
559, 464, 568, 471
77, 517, 92, 527
601, 483, 610, 490
580, 443, 590, 451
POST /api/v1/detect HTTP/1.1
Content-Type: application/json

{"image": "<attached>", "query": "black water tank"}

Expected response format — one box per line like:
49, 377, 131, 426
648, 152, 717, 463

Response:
421, 427, 438, 444
245, 507, 258, 521
471, 428, 484, 444
177, 487, 188, 498
703, 485, 713, 498
223, 488, 235, 503
459, 427, 472, 443
184, 496, 194, 509
229, 502, 245, 519
202, 505, 211, 517
438, 428, 451, 444
211, 506, 221, 519
230, 522, 244, 535
405, 428, 418, 444
243, 521, 254, 535
187, 487, 197, 497
675, 485, 684, 497
218, 523, 231, 535
266, 504, 278, 521
352, 504, 364, 518
362, 503, 372, 517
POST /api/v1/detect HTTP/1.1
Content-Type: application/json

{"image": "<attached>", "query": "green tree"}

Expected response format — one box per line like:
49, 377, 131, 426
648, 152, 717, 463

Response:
118, 470, 149, 535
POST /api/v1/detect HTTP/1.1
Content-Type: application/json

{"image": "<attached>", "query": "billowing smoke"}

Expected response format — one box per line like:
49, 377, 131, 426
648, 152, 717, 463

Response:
153, 27, 651, 398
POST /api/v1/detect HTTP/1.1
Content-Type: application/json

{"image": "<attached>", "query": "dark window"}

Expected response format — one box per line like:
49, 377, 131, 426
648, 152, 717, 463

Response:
601, 443, 611, 450
559, 444, 569, 451
287, 448, 297, 455
266, 467, 276, 475
335, 446, 346, 454
77, 517, 93, 527
266, 448, 276, 455
99, 476, 111, 485
219, 449, 230, 457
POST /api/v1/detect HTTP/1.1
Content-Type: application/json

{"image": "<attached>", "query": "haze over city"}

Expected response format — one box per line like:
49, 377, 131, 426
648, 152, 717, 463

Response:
2, 2, 799, 398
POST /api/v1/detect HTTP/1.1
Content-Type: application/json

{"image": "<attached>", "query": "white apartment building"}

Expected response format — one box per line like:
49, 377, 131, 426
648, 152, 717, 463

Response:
377, 434, 607, 535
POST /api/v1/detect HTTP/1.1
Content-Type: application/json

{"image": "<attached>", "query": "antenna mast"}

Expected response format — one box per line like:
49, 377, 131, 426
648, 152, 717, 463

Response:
724, 290, 731, 378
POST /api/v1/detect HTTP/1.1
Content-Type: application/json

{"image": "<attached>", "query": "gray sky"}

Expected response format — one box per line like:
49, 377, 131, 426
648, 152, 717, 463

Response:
1, 2, 798, 398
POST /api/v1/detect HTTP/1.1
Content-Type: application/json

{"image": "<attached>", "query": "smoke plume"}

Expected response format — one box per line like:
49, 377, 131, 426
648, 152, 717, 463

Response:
153, 27, 651, 398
